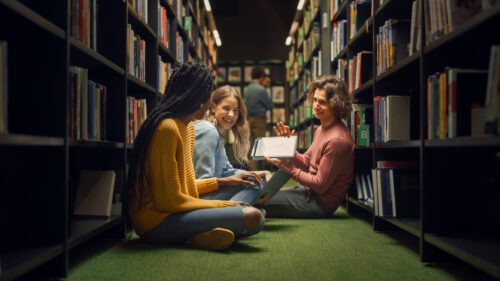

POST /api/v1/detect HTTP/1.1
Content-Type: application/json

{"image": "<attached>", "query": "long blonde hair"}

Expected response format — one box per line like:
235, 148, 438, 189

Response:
207, 85, 250, 165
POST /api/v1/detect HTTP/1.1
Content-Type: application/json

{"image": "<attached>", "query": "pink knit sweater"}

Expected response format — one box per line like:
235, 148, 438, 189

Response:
279, 121, 355, 210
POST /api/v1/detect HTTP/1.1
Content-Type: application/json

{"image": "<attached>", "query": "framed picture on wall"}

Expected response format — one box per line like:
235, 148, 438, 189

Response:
216, 67, 227, 83
228, 66, 241, 82
244, 66, 254, 82
272, 86, 285, 103
272, 108, 286, 123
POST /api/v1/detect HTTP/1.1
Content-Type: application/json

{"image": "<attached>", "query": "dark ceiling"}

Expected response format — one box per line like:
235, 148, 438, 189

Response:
211, 0, 297, 62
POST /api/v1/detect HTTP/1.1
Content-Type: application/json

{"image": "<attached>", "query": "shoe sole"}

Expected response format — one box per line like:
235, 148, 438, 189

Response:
189, 227, 235, 250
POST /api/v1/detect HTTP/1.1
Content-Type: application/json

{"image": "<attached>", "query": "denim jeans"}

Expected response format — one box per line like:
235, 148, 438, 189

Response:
141, 183, 264, 244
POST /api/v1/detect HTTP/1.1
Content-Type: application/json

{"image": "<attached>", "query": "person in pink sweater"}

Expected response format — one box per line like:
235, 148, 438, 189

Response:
264, 75, 355, 218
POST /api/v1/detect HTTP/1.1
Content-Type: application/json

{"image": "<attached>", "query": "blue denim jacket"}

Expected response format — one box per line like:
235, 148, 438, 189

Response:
193, 120, 242, 179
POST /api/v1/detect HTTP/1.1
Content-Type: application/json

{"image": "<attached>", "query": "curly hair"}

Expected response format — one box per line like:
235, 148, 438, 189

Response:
206, 85, 250, 165
307, 75, 352, 120
126, 61, 215, 225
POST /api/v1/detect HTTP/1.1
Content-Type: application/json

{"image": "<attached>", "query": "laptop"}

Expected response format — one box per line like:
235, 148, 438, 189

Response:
259, 170, 292, 200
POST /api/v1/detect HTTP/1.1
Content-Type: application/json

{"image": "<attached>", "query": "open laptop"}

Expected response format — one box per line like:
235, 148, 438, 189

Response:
259, 170, 292, 200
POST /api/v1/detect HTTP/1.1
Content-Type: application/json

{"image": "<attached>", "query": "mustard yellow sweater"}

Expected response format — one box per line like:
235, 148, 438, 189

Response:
131, 118, 235, 235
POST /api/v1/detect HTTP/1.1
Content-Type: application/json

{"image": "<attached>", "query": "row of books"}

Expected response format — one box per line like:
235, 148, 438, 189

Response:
265, 108, 287, 124
303, 23, 321, 63
330, 0, 344, 19
129, 0, 148, 23
71, 0, 97, 50
371, 162, 420, 217
158, 3, 170, 48
376, 19, 410, 75
127, 24, 146, 82
126, 96, 148, 144
355, 173, 374, 208
424, 0, 498, 45
176, 32, 185, 63
297, 124, 319, 149
427, 47, 500, 139
157, 57, 172, 93
349, 0, 371, 40
348, 51, 373, 92
68, 66, 108, 141
374, 95, 411, 143
350, 104, 373, 147
330, 20, 347, 61
0, 41, 7, 135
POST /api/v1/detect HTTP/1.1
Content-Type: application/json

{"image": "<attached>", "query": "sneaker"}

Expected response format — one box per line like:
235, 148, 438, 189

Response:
188, 228, 235, 250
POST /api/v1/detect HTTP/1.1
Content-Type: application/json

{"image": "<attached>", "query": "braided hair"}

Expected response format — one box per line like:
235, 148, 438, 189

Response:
126, 62, 215, 224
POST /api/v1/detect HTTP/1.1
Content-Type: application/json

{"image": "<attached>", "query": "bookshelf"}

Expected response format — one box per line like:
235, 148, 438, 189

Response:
285, 0, 500, 278
0, 0, 219, 279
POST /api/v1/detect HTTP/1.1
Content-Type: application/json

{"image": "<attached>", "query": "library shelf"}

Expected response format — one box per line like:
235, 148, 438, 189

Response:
348, 17, 373, 48
0, 244, 64, 281
127, 4, 157, 40
352, 79, 373, 97
374, 0, 412, 18
374, 140, 421, 149
0, 134, 64, 146
425, 136, 500, 148
347, 196, 374, 213
70, 38, 125, 76
68, 140, 125, 149
332, 0, 347, 22
304, 8, 322, 40
424, 4, 500, 55
176, 21, 189, 41
127, 75, 157, 94
424, 234, 500, 279
381, 217, 421, 238
355, 144, 373, 150
160, 0, 175, 18
0, 0, 65, 40
68, 216, 123, 249
375, 51, 420, 82
158, 42, 176, 63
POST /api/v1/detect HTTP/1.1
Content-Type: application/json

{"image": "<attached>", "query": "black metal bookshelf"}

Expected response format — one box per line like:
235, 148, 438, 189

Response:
285, 0, 500, 278
0, 0, 219, 279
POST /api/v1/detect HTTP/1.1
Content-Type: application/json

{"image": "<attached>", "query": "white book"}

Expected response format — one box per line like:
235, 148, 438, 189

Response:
251, 136, 298, 160
74, 170, 116, 217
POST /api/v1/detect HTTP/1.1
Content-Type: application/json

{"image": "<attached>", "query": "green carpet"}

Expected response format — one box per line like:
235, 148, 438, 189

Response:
68, 207, 483, 281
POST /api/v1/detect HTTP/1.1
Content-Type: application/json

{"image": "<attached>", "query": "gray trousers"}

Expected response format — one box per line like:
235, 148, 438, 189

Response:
264, 184, 335, 218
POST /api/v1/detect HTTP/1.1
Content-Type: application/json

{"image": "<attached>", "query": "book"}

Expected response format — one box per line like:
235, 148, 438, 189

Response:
74, 170, 116, 217
251, 136, 298, 160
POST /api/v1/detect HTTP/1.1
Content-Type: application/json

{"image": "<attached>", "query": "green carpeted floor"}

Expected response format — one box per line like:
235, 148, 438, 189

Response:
68, 206, 486, 281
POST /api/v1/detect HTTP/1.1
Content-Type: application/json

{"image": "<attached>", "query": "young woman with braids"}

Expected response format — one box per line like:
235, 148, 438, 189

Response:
127, 62, 264, 250
264, 75, 355, 218
193, 85, 272, 205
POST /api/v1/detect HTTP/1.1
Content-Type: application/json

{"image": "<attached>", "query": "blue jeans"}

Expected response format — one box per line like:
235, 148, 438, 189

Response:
141, 183, 264, 244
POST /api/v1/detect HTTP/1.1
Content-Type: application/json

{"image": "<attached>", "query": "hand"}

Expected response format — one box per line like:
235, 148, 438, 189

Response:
256, 170, 272, 181
273, 122, 295, 137
264, 155, 282, 168
217, 172, 262, 187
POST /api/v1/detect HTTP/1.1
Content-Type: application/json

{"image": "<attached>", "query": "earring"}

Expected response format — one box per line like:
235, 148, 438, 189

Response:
200, 103, 204, 108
